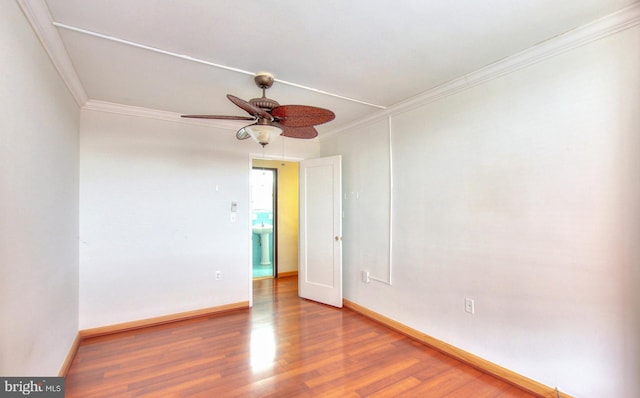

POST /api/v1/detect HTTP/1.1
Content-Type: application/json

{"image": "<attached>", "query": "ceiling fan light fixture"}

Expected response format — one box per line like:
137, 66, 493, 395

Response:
244, 124, 282, 146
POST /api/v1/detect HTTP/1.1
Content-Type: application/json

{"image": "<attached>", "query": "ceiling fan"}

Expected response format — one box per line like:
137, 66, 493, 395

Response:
181, 72, 335, 146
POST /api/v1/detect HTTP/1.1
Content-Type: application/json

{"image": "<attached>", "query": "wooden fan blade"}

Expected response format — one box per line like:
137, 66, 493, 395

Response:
271, 105, 335, 127
181, 114, 256, 120
275, 124, 318, 139
227, 94, 272, 120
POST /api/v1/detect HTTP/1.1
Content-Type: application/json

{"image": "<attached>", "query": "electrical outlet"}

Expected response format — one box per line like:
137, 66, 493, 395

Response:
215, 271, 221, 281
465, 298, 475, 314
362, 271, 370, 283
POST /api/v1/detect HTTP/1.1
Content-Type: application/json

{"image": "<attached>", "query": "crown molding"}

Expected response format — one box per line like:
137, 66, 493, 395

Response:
465, 1, 640, 88
83, 100, 246, 130
322, 2, 640, 140
17, 0, 88, 106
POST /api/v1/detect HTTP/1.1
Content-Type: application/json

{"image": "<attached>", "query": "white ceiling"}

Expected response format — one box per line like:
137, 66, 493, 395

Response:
25, 0, 639, 137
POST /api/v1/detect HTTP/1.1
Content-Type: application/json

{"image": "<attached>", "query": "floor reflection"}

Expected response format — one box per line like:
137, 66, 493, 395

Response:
249, 326, 276, 372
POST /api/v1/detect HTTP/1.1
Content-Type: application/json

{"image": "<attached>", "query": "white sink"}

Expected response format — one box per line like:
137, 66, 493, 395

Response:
252, 224, 273, 265
252, 224, 273, 234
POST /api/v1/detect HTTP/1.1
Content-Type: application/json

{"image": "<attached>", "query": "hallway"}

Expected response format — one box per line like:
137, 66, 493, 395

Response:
65, 277, 536, 397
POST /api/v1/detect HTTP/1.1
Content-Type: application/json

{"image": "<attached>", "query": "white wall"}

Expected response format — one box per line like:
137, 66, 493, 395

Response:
0, 1, 80, 376
79, 110, 319, 328
322, 24, 639, 398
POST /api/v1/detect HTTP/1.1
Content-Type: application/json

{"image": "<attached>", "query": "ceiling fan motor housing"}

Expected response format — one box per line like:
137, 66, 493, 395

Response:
250, 96, 280, 111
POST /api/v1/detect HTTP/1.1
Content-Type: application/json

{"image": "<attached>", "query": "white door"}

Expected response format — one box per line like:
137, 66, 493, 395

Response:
298, 155, 342, 307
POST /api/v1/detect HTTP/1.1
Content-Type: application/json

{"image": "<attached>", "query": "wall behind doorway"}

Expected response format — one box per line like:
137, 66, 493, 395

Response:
253, 159, 299, 275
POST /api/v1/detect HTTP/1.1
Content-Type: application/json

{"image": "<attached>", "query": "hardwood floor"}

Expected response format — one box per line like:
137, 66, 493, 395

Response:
65, 277, 537, 397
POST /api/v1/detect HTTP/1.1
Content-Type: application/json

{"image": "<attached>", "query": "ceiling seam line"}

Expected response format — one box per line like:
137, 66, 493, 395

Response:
273, 79, 386, 109
52, 21, 386, 110
52, 21, 255, 76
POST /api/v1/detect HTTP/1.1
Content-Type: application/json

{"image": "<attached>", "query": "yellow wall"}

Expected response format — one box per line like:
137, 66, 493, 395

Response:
252, 159, 299, 274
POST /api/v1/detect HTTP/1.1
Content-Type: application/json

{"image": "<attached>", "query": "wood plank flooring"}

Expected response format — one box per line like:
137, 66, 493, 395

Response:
65, 277, 537, 397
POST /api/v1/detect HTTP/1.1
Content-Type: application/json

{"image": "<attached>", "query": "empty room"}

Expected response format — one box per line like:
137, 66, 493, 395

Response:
1, 1, 639, 397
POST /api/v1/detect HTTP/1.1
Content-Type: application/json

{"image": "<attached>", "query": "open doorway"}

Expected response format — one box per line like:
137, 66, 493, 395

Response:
251, 159, 300, 280
251, 167, 276, 278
